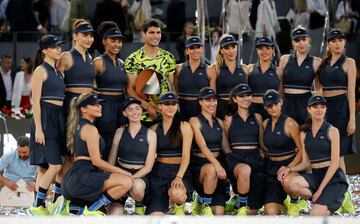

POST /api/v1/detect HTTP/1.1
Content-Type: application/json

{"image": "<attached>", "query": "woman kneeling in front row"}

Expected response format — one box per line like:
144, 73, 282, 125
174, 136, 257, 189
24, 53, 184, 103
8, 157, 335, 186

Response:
279, 95, 348, 216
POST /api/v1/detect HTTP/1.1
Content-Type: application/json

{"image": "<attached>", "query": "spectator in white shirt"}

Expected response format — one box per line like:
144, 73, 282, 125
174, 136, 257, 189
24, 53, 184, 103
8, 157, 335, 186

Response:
11, 57, 33, 117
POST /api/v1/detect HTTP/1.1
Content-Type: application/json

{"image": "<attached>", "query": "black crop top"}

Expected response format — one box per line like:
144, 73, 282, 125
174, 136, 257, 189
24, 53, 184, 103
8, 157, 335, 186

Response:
304, 121, 332, 164
74, 118, 105, 157
263, 113, 296, 157
155, 120, 182, 158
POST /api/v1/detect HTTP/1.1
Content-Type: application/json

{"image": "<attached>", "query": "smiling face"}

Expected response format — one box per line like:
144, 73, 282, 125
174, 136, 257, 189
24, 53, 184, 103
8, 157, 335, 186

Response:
233, 93, 252, 110
292, 36, 310, 54
103, 37, 122, 55
256, 45, 274, 62
123, 103, 142, 122
81, 103, 102, 118
220, 44, 237, 61
142, 26, 161, 47
186, 44, 203, 60
307, 103, 326, 120
327, 37, 346, 54
74, 31, 94, 49
199, 97, 217, 114
264, 101, 282, 117
160, 101, 178, 118
43, 45, 62, 60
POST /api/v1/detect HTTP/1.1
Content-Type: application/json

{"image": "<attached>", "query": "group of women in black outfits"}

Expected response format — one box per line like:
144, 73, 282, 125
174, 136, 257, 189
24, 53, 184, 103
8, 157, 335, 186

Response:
28, 17, 356, 218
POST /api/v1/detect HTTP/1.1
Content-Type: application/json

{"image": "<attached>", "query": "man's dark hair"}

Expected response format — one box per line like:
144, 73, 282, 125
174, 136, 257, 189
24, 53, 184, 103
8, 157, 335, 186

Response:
142, 19, 161, 33
17, 136, 30, 147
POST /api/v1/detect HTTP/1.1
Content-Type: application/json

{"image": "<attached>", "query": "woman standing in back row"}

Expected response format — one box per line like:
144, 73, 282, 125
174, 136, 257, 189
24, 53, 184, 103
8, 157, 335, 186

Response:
315, 29, 356, 173
208, 34, 249, 120
278, 26, 322, 125
174, 36, 216, 121
29, 34, 66, 215
248, 37, 281, 119
93, 21, 128, 160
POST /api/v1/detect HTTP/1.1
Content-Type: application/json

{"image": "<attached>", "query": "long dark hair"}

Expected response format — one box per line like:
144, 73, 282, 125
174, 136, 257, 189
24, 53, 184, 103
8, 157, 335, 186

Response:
33, 48, 44, 69
167, 111, 182, 149
226, 88, 239, 116
315, 49, 332, 79
22, 57, 33, 74
300, 115, 312, 132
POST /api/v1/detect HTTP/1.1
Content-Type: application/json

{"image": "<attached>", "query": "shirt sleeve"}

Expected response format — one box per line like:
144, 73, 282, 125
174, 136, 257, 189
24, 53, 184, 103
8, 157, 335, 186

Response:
124, 53, 138, 76
0, 152, 11, 172
166, 52, 176, 75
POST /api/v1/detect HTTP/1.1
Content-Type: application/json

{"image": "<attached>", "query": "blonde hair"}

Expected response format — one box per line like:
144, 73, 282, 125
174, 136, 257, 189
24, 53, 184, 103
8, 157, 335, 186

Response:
66, 93, 92, 154
215, 34, 234, 74
71, 19, 90, 46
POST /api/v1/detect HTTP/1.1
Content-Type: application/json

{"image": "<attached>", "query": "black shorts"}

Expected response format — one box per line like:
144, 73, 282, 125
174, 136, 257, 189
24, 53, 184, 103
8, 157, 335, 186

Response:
226, 150, 266, 209
250, 102, 269, 120
190, 156, 227, 206
62, 160, 110, 205
179, 98, 200, 121
30, 101, 65, 166
264, 157, 294, 205
146, 162, 192, 214
301, 167, 348, 212
94, 94, 126, 160
283, 92, 311, 125
325, 94, 356, 156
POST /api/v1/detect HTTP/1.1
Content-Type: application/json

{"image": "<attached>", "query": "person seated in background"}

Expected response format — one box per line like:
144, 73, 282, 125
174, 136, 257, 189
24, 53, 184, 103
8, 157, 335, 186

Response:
0, 136, 37, 192
11, 57, 33, 119
0, 55, 16, 116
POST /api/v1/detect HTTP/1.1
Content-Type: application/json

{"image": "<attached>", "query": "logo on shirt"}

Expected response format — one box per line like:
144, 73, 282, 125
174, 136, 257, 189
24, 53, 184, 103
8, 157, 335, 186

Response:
305, 65, 310, 69
139, 138, 144, 142
250, 121, 255, 125
198, 72, 203, 76
238, 73, 244, 76
319, 136, 325, 139
334, 66, 339, 69
276, 131, 281, 135
269, 73, 274, 76
216, 128, 221, 131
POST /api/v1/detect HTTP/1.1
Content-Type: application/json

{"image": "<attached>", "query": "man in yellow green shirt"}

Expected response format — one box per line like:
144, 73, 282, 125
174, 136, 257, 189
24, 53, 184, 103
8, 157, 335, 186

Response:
125, 18, 176, 126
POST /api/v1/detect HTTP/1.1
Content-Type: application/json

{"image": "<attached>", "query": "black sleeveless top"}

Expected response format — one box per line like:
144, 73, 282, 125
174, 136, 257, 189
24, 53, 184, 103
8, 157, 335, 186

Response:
228, 112, 259, 149
304, 121, 332, 164
41, 62, 65, 101
319, 54, 348, 91
217, 64, 247, 98
178, 61, 209, 98
263, 113, 296, 157
192, 114, 222, 153
248, 62, 280, 97
64, 48, 95, 88
283, 54, 315, 91
155, 120, 182, 158
117, 126, 149, 165
95, 53, 127, 93
74, 118, 105, 157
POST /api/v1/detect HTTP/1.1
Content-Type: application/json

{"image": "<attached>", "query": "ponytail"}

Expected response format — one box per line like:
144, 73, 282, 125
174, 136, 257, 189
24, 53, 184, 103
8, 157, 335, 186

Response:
66, 93, 93, 153
33, 48, 44, 70
66, 97, 81, 153
300, 115, 312, 132
315, 49, 332, 79
168, 111, 182, 149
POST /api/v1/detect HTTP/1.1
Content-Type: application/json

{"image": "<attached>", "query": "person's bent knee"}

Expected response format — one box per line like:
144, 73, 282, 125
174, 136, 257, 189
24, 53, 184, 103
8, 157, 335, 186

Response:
169, 186, 186, 204
203, 164, 217, 179
235, 164, 251, 178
